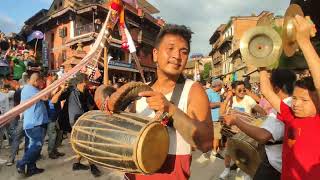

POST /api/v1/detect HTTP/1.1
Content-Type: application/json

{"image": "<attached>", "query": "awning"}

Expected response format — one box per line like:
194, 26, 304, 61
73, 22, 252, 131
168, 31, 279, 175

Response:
109, 65, 139, 72
37, 7, 74, 26
218, 36, 232, 50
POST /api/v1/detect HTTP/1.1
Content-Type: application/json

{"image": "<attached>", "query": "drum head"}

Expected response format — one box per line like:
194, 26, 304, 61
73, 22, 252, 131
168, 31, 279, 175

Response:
134, 122, 169, 174
227, 133, 263, 177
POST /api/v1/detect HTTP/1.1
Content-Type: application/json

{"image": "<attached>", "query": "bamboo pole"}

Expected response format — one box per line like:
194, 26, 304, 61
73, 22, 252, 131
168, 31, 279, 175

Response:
104, 47, 109, 85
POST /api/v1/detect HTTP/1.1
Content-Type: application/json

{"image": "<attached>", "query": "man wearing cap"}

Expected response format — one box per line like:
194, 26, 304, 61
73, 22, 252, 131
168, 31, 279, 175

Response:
197, 79, 223, 163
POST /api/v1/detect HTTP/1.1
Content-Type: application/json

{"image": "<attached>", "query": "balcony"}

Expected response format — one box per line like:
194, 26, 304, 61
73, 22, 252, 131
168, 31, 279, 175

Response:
75, 23, 100, 37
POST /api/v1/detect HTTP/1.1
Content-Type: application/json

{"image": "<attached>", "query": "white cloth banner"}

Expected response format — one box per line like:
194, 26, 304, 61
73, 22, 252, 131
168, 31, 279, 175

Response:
124, 24, 136, 53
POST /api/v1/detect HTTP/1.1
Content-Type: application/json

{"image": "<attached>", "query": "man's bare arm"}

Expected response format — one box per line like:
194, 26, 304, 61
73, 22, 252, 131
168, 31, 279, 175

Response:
51, 88, 65, 104
253, 104, 267, 116
222, 115, 273, 144
294, 16, 320, 99
260, 70, 281, 113
210, 102, 221, 109
169, 82, 213, 152
220, 91, 232, 115
246, 90, 261, 103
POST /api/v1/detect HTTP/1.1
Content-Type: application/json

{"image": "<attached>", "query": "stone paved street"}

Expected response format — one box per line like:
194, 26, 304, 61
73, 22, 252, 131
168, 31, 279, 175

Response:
0, 139, 248, 180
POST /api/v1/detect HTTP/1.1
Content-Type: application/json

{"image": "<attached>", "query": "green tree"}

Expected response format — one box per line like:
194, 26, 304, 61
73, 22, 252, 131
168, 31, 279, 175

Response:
200, 62, 212, 83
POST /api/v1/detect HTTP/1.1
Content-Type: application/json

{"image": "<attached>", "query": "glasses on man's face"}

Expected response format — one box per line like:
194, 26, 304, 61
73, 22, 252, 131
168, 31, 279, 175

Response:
237, 89, 246, 93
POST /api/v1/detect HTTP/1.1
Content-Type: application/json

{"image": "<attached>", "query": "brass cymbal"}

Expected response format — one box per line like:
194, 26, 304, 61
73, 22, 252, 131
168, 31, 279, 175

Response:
227, 134, 265, 177
283, 4, 304, 57
257, 13, 274, 27
240, 26, 282, 68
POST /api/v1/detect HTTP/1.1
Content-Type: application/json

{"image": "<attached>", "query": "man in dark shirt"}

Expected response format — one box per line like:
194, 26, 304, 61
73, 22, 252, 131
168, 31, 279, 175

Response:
6, 87, 24, 166
55, 73, 100, 177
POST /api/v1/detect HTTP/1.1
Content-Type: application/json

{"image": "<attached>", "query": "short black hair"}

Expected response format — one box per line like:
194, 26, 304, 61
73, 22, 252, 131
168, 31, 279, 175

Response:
270, 69, 296, 95
0, 40, 10, 51
244, 81, 251, 90
231, 81, 245, 89
72, 73, 88, 85
295, 76, 316, 92
103, 86, 116, 98
154, 24, 193, 52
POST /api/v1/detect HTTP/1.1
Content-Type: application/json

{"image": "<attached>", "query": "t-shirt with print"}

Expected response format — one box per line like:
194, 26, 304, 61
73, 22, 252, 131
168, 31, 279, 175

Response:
277, 101, 320, 180
231, 95, 256, 115
206, 88, 221, 121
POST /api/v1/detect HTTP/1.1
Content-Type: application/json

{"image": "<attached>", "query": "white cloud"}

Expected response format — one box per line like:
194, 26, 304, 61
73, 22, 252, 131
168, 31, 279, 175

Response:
148, 0, 290, 55
0, 13, 20, 34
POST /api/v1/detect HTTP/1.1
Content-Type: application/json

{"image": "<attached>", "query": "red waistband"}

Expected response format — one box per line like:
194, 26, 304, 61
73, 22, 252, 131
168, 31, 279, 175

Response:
125, 154, 192, 180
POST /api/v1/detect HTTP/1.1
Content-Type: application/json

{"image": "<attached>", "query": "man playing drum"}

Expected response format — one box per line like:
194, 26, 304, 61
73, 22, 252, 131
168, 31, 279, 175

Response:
125, 24, 213, 180
221, 69, 296, 180
219, 80, 267, 179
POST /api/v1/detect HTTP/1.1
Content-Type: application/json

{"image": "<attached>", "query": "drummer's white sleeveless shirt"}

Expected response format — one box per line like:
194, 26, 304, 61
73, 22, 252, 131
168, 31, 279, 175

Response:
136, 79, 194, 156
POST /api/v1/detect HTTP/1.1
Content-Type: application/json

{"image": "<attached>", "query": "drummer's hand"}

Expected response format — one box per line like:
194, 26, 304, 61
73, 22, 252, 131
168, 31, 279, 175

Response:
220, 114, 237, 126
293, 15, 317, 45
139, 91, 175, 115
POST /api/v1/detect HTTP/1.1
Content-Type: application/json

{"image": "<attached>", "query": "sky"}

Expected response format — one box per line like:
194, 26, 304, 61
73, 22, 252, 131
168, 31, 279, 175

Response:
0, 0, 290, 55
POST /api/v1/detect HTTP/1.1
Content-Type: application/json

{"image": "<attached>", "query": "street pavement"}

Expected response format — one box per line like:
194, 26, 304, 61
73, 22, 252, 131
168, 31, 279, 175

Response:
0, 139, 246, 180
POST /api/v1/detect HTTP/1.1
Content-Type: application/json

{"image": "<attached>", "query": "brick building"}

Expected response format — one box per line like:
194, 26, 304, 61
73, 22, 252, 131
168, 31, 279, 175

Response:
209, 11, 283, 84
22, 0, 163, 82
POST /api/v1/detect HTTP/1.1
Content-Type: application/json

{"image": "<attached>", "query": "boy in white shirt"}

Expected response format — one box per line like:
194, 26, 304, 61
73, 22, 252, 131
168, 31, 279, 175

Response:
219, 81, 267, 179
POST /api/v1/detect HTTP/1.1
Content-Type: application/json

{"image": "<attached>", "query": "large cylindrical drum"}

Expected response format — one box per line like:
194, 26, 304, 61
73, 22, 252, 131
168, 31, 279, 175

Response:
70, 110, 169, 174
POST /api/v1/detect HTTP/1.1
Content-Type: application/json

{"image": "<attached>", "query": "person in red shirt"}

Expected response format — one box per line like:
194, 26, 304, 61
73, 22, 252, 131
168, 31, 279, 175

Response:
258, 15, 320, 180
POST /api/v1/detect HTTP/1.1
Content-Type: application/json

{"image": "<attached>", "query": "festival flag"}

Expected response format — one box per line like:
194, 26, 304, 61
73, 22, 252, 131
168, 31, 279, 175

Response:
124, 24, 136, 53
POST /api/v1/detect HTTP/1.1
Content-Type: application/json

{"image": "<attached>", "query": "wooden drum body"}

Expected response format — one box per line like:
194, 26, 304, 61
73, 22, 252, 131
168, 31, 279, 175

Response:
70, 110, 169, 174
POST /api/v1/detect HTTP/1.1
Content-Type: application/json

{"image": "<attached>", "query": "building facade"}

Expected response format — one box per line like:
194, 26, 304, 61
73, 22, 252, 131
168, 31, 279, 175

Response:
23, 0, 163, 83
209, 11, 283, 84
183, 56, 213, 82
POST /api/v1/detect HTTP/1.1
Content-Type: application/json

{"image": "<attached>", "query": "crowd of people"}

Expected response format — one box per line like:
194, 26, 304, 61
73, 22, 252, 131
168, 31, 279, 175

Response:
0, 6, 320, 180
0, 31, 127, 177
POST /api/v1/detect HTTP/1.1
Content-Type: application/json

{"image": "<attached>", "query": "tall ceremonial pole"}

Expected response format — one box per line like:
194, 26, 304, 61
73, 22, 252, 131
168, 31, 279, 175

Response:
104, 47, 109, 85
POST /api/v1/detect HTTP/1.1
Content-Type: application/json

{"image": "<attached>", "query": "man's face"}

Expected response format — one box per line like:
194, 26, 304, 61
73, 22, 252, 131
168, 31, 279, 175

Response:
213, 84, 222, 92
233, 84, 246, 99
292, 87, 319, 118
33, 77, 41, 88
153, 34, 189, 76
23, 52, 29, 59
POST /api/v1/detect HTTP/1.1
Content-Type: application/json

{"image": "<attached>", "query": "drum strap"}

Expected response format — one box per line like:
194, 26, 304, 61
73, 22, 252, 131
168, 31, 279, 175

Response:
166, 76, 186, 127
170, 76, 186, 106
